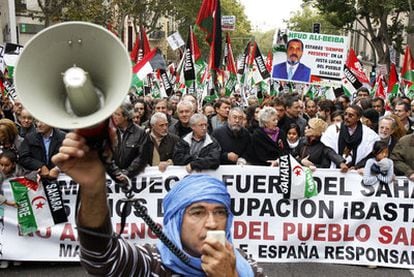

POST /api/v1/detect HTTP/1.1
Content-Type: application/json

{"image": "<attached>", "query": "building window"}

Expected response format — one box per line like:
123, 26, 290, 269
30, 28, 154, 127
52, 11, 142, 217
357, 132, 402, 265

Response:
15, 0, 27, 12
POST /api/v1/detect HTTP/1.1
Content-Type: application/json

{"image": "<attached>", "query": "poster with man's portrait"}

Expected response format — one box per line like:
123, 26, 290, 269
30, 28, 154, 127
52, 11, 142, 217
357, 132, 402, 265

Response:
272, 30, 348, 86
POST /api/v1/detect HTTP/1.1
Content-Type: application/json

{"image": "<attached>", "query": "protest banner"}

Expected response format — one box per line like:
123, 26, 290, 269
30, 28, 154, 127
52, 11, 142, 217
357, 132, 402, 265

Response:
272, 30, 347, 86
1, 166, 414, 269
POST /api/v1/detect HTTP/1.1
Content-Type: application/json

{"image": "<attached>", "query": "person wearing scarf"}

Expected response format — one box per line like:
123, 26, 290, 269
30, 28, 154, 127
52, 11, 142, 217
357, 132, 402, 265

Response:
321, 105, 379, 169
247, 107, 287, 166
52, 132, 263, 276
158, 174, 257, 276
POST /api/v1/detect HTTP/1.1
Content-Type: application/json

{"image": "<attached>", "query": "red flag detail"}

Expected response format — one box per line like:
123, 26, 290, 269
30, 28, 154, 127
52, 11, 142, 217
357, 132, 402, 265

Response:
225, 33, 237, 74
12, 177, 39, 191
387, 63, 399, 94
195, 0, 222, 70
374, 75, 386, 99
266, 50, 273, 73
346, 48, 370, 84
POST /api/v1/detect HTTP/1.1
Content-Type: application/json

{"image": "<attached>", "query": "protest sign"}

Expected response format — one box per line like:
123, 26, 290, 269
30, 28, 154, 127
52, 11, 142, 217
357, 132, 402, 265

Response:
1, 166, 414, 269
272, 30, 347, 86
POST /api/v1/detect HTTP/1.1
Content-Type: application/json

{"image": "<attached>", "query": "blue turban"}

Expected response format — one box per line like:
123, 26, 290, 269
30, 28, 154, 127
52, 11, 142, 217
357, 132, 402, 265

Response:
157, 174, 254, 276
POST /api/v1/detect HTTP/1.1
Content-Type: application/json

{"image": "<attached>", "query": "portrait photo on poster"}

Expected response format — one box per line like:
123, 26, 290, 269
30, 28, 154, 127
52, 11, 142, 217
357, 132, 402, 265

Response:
271, 30, 348, 86
272, 38, 311, 83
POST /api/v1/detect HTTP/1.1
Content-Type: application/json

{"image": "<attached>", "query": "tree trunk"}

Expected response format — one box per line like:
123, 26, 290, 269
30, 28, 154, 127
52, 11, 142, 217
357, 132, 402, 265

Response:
408, 11, 414, 57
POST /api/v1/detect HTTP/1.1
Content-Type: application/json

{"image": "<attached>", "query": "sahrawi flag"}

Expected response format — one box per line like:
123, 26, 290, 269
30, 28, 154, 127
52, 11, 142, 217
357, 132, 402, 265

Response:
10, 177, 67, 235
278, 154, 318, 199
195, 0, 222, 71
132, 48, 166, 89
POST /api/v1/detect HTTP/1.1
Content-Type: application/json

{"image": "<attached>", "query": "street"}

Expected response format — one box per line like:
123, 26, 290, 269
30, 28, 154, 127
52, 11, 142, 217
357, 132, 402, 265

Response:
1, 261, 412, 276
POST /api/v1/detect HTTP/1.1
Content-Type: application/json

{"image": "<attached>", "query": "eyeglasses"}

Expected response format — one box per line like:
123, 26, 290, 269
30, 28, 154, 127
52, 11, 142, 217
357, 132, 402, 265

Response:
186, 207, 228, 223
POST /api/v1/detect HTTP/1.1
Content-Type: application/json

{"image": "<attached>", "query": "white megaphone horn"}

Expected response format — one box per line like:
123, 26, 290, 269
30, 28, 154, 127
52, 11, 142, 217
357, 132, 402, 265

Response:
14, 21, 132, 130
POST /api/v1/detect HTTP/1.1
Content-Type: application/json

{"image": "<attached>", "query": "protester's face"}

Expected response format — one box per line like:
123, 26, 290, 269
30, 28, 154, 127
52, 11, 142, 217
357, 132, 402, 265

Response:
287, 128, 299, 143
152, 118, 168, 138
132, 112, 141, 124
376, 148, 389, 161
254, 107, 261, 121
264, 115, 278, 130
305, 123, 319, 138
216, 103, 231, 119
192, 119, 208, 139
203, 106, 215, 117
227, 110, 244, 132
344, 108, 360, 128
13, 100, 23, 115
112, 108, 128, 127
305, 100, 317, 117
155, 101, 168, 114
0, 156, 14, 175
332, 115, 343, 125
170, 98, 179, 110
337, 97, 349, 109
177, 105, 194, 125
19, 109, 34, 128
394, 104, 409, 121
372, 101, 384, 114
182, 95, 197, 111
134, 103, 145, 117
286, 41, 303, 64
274, 105, 286, 119
35, 121, 52, 135
378, 119, 394, 139
181, 202, 227, 257
286, 101, 301, 118
357, 91, 370, 99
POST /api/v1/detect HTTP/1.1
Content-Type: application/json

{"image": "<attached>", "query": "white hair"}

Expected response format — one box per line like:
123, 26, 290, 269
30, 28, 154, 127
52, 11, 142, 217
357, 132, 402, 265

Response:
150, 112, 168, 126
258, 107, 277, 128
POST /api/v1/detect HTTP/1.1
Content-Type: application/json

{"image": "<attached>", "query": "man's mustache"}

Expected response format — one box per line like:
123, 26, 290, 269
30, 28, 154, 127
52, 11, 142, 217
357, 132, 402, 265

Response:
289, 54, 299, 59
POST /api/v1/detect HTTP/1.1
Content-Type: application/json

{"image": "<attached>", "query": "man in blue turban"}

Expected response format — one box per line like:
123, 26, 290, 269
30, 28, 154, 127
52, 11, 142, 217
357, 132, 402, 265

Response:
53, 132, 265, 276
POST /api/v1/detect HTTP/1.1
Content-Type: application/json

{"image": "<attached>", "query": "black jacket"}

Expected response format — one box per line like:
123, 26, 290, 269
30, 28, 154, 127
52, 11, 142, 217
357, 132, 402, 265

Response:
147, 132, 180, 165
247, 128, 288, 166
107, 122, 149, 178
212, 124, 251, 164
168, 121, 192, 138
19, 128, 66, 170
173, 133, 221, 171
297, 137, 345, 168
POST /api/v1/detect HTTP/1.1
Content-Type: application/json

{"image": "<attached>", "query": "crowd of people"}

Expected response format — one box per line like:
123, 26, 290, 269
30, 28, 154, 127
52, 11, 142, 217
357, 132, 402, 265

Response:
1, 86, 414, 273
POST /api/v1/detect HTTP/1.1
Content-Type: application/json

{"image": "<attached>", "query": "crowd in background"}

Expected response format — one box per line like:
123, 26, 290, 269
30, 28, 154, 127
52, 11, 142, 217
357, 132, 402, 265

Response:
0, 87, 413, 186
1, 87, 414, 268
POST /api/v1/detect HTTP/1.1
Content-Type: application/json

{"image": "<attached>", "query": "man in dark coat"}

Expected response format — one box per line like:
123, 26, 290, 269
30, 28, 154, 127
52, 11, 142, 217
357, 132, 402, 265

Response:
147, 112, 179, 172
107, 103, 149, 182
212, 107, 250, 165
19, 120, 65, 179
173, 113, 221, 172
168, 100, 194, 138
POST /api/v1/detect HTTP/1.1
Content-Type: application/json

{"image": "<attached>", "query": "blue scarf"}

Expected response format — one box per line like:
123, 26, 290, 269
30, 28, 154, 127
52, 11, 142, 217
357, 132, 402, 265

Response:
157, 174, 254, 276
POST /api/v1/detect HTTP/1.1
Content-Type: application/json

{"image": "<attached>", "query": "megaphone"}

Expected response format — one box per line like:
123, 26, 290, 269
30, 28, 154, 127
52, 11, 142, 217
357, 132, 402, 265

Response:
14, 21, 132, 129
